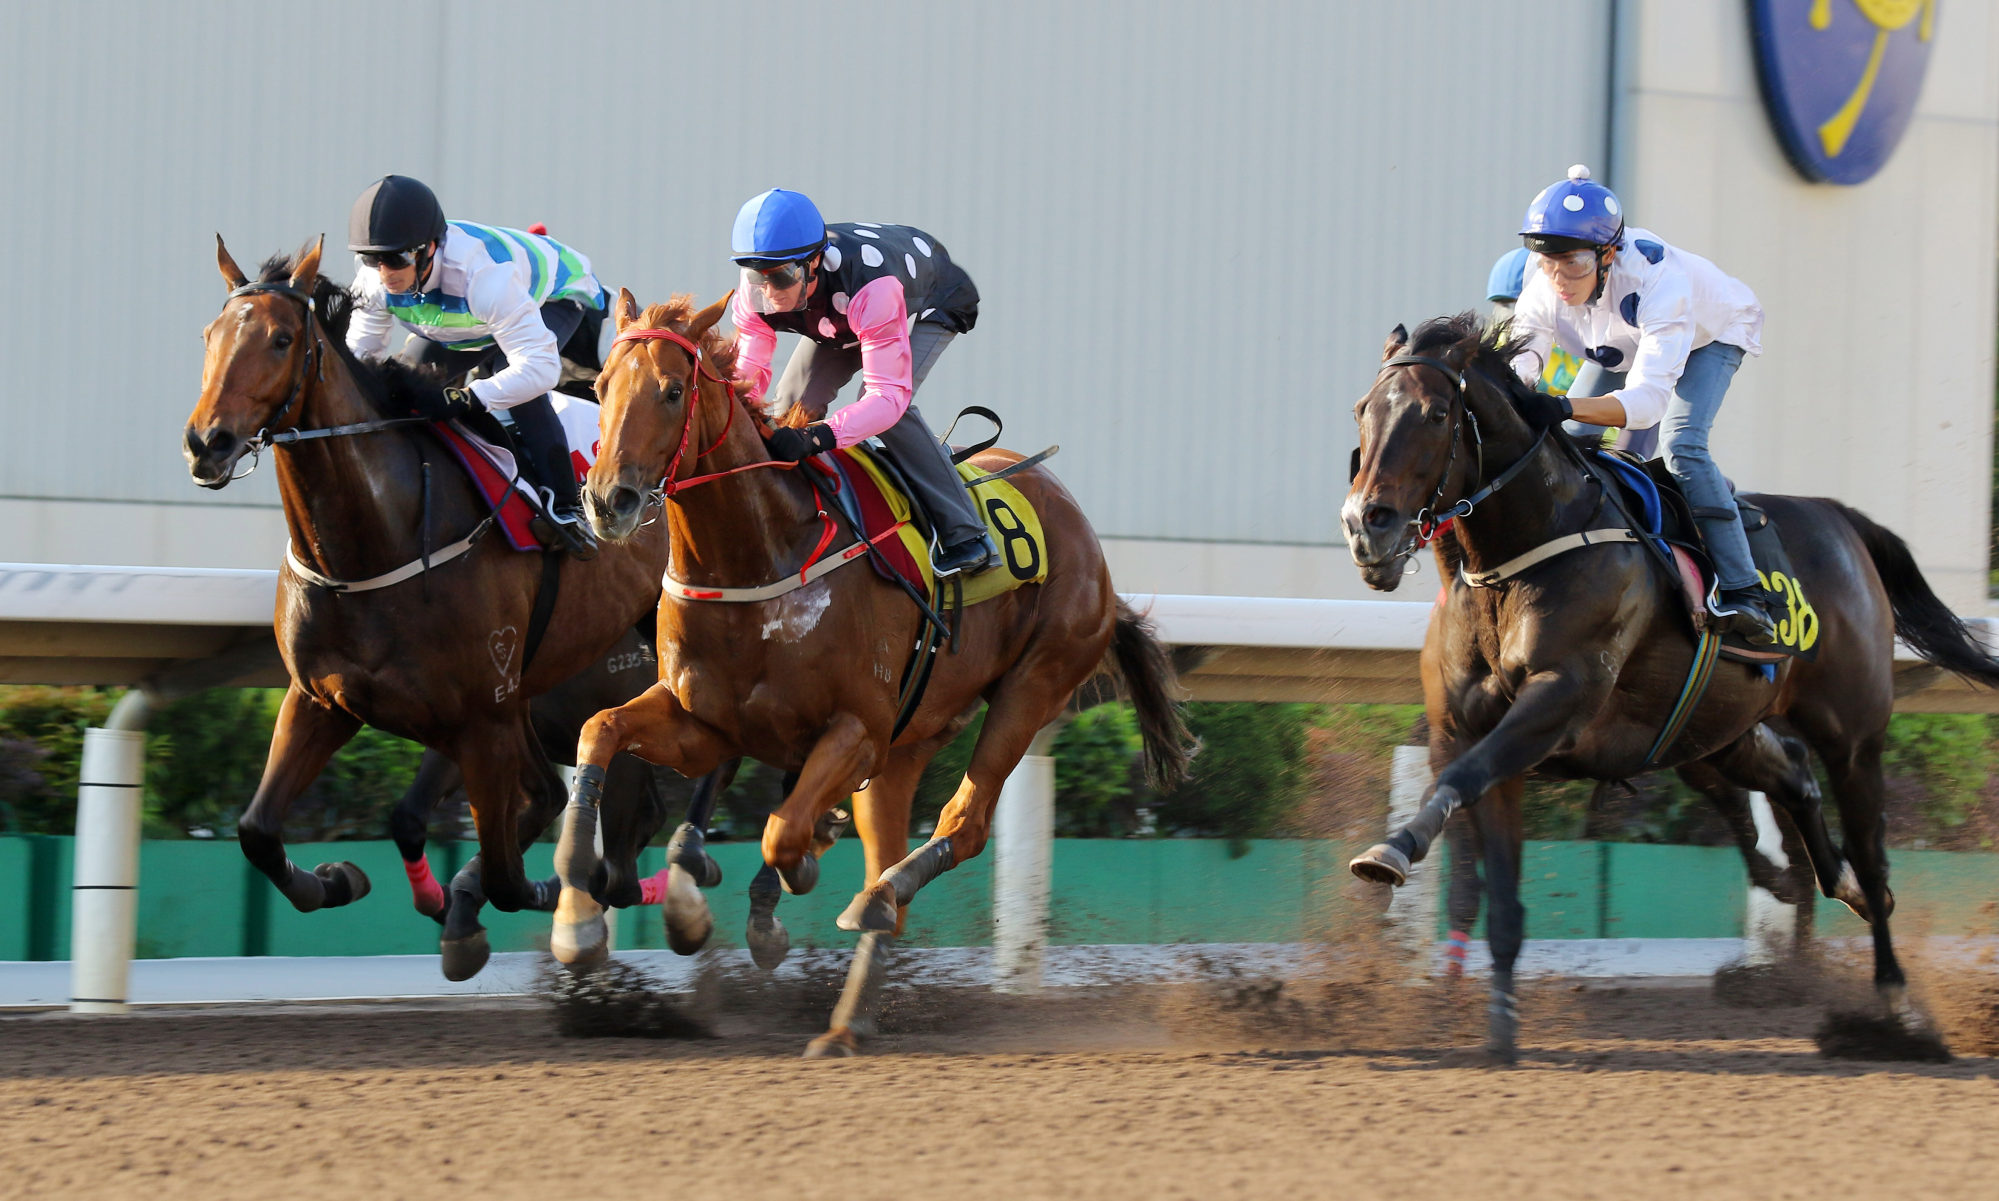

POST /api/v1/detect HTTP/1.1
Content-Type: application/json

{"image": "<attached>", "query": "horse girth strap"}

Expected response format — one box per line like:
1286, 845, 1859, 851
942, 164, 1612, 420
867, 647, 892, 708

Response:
1459, 527, 1642, 588
1644, 627, 1722, 769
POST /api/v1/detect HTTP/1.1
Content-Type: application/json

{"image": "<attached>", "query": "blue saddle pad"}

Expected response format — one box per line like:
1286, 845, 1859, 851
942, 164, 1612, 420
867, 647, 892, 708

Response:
1590, 450, 1665, 541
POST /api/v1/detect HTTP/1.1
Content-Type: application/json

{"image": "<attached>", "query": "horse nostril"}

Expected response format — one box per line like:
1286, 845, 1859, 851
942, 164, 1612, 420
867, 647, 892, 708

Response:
608, 484, 642, 518
1362, 504, 1398, 534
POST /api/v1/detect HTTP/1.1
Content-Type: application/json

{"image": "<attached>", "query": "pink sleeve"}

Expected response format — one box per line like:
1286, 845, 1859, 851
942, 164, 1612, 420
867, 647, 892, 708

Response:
823, 276, 913, 448
729, 289, 777, 399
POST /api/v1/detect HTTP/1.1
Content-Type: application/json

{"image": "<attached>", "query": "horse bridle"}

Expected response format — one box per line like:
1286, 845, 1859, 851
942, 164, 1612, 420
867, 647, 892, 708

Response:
218, 279, 425, 480
608, 326, 790, 511
1372, 352, 1552, 558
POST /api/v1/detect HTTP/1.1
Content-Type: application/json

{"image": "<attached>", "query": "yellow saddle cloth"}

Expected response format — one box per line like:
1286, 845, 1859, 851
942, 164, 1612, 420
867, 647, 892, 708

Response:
837, 445, 1049, 607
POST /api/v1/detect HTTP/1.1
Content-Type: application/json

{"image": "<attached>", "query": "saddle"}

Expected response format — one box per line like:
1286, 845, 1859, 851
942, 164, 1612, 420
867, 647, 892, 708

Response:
1589, 447, 1818, 663
812, 440, 1050, 609
432, 396, 601, 555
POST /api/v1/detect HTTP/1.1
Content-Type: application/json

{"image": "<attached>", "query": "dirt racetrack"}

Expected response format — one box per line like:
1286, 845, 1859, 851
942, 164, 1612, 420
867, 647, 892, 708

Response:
4, 964, 1998, 1201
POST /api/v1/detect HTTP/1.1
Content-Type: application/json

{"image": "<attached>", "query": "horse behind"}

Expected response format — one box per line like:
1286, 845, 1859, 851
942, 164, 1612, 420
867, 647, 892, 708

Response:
1342, 314, 1999, 1062
184, 237, 675, 978
553, 289, 1195, 1054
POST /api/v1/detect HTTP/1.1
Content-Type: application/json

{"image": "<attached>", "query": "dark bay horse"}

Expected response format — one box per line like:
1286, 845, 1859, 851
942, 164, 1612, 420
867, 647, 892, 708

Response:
1343, 314, 1999, 1061
555, 290, 1193, 1054
185, 238, 679, 977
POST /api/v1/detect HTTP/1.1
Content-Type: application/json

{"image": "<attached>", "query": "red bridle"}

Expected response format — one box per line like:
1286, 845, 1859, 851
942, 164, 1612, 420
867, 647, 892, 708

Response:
607, 324, 852, 585
608, 326, 791, 497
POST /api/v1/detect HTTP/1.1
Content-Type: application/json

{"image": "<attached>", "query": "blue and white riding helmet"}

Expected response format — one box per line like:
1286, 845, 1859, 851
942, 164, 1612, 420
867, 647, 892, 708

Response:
1520, 165, 1624, 301
732, 188, 828, 314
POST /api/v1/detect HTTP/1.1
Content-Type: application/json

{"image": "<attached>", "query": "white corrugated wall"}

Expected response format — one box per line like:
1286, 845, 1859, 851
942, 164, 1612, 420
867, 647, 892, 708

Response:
1, 0, 1609, 554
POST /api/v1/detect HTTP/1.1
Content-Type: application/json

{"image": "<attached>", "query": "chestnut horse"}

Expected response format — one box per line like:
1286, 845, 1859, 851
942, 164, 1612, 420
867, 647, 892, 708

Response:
1343, 314, 1999, 1061
550, 290, 1193, 1054
185, 238, 685, 978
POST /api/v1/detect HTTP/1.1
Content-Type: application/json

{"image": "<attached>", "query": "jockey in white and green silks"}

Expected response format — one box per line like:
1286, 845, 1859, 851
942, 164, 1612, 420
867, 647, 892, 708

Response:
345, 174, 607, 559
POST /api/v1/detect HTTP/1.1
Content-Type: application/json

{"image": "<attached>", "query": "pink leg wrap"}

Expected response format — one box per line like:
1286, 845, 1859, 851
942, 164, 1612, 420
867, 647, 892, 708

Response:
1444, 929, 1471, 978
639, 867, 674, 907
404, 855, 446, 916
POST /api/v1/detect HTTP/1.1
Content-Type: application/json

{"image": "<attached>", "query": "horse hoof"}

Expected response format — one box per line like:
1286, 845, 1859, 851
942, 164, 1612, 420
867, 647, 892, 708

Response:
747, 914, 791, 971
551, 888, 608, 967
803, 1029, 860, 1059
439, 929, 491, 981
1349, 843, 1410, 887
835, 885, 898, 933
663, 866, 714, 956
314, 861, 372, 907
779, 854, 819, 896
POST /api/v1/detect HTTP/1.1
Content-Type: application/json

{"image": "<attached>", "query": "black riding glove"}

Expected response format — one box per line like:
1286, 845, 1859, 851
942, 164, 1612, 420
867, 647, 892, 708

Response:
764, 423, 838, 463
1514, 391, 1573, 430
408, 384, 485, 422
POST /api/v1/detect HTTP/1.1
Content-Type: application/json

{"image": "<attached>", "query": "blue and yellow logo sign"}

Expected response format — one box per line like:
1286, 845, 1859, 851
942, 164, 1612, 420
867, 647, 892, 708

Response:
1751, 0, 1937, 185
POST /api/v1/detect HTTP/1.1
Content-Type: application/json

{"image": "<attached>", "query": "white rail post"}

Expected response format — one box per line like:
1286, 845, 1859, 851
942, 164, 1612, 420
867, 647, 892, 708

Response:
1385, 743, 1438, 960
993, 721, 1063, 995
1744, 791, 1795, 966
70, 691, 152, 1014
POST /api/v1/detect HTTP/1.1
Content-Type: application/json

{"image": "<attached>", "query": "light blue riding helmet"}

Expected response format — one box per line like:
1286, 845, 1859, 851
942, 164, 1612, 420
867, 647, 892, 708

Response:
1520, 164, 1624, 252
1486, 247, 1530, 303
731, 188, 828, 265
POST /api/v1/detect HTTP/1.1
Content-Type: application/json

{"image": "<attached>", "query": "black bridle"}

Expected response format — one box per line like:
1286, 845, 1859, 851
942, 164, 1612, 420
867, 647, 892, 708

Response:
1371, 352, 1553, 558
219, 279, 427, 479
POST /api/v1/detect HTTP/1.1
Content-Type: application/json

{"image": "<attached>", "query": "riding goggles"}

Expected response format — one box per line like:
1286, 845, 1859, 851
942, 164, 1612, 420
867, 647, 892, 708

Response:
739, 261, 812, 314
359, 247, 422, 270
1531, 248, 1602, 284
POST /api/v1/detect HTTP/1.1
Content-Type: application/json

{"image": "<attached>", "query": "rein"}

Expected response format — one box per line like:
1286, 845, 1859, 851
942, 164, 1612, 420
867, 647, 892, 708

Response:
1373, 353, 1566, 564
225, 279, 498, 591
609, 327, 794, 501
223, 281, 428, 475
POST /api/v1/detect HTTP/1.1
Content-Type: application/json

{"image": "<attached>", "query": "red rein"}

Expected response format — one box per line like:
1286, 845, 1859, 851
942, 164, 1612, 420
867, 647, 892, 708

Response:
609, 326, 839, 584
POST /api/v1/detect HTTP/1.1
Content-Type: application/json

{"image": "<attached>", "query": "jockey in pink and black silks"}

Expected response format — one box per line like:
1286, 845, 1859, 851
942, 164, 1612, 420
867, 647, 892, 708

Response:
728, 188, 997, 576
1506, 166, 1777, 646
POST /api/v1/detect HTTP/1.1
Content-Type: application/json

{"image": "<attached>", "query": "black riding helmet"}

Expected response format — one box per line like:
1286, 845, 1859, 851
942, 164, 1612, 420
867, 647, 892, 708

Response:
348, 175, 447, 254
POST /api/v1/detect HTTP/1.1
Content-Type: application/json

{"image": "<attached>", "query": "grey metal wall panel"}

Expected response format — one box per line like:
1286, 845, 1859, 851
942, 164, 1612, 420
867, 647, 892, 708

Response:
2, 1, 1607, 548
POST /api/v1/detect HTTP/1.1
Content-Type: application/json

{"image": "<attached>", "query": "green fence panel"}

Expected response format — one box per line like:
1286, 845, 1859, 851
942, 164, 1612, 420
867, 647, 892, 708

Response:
29, 835, 73, 961
136, 841, 245, 960
1433, 840, 1607, 939
7, 835, 1996, 963
1604, 843, 1745, 938
1809, 848, 1999, 938
0, 838, 30, 960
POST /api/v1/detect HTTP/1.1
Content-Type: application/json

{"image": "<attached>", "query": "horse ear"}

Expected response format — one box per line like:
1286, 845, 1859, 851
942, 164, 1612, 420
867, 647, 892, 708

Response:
1381, 323, 1408, 362
688, 291, 731, 341
614, 286, 640, 332
288, 235, 324, 292
216, 234, 248, 290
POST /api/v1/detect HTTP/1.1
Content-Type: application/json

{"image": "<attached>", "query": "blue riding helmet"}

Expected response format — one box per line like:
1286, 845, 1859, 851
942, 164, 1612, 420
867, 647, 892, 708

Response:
731, 189, 828, 265
1486, 247, 1530, 303
1520, 164, 1624, 252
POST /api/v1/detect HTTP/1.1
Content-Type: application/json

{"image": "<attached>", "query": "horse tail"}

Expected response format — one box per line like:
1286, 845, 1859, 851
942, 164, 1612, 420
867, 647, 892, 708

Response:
1830, 499, 1999, 685
1104, 599, 1197, 788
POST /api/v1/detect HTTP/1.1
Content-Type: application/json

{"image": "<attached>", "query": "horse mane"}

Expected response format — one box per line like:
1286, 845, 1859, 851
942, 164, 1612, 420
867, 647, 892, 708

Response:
628, 294, 764, 421
255, 251, 446, 419
1403, 311, 1544, 410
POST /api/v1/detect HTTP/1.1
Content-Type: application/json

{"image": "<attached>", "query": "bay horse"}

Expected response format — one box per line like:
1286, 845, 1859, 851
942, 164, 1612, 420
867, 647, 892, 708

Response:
1343, 314, 1999, 1062
185, 237, 691, 978
552, 289, 1193, 1054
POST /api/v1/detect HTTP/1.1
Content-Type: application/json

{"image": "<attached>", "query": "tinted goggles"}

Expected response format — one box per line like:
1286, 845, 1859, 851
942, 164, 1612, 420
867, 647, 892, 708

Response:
359, 247, 421, 270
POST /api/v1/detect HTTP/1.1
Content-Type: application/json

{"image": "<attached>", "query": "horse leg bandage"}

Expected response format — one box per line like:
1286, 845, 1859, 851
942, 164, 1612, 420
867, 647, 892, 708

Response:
880, 837, 955, 904
553, 764, 608, 891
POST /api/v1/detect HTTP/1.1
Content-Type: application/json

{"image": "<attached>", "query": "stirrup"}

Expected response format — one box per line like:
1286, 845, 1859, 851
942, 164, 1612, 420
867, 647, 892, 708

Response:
539, 509, 599, 560
932, 534, 997, 578
1713, 590, 1777, 645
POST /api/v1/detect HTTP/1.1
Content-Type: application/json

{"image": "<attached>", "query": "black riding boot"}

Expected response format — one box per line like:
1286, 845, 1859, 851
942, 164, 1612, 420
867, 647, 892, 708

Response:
510, 395, 598, 560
